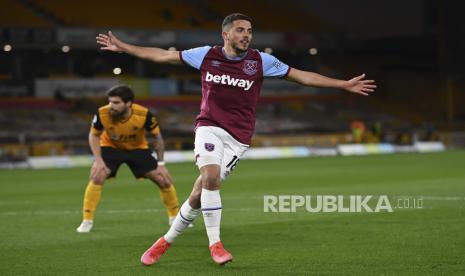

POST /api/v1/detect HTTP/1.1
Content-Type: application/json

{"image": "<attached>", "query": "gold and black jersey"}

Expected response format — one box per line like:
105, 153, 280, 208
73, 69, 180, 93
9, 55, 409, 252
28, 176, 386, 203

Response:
90, 103, 160, 150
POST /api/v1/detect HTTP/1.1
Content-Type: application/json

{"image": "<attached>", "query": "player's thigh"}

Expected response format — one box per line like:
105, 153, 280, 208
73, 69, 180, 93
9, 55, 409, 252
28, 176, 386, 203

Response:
100, 147, 124, 178
126, 149, 158, 179
220, 139, 249, 181
194, 126, 224, 169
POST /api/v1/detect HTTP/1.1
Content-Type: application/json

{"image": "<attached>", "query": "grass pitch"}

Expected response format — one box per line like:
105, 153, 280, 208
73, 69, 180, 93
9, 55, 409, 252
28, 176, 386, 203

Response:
1, 150, 464, 275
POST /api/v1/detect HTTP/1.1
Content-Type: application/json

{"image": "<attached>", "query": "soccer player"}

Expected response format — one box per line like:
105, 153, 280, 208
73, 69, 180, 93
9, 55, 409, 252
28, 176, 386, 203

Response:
76, 85, 181, 233
96, 13, 376, 265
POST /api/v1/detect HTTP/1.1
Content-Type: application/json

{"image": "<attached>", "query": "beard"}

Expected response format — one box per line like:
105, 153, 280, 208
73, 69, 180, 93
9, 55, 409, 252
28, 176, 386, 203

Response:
110, 107, 127, 120
232, 41, 248, 55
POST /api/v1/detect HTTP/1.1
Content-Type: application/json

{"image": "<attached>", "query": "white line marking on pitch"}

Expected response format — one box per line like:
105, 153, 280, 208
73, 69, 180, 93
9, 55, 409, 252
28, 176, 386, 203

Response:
0, 207, 255, 216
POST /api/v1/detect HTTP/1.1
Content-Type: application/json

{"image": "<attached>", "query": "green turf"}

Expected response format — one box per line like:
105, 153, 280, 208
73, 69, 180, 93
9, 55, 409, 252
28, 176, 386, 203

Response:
1, 151, 464, 275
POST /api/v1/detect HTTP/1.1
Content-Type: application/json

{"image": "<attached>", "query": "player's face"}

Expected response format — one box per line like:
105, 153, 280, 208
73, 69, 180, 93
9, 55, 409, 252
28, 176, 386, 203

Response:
224, 20, 253, 54
108, 96, 130, 118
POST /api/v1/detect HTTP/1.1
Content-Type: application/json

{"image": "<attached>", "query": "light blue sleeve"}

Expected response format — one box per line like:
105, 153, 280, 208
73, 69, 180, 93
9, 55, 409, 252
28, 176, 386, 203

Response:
181, 46, 211, 70
260, 52, 290, 78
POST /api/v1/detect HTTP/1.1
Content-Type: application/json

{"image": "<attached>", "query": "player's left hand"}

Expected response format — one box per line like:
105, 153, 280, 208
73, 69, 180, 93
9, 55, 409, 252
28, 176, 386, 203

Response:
96, 31, 125, 53
343, 74, 376, 96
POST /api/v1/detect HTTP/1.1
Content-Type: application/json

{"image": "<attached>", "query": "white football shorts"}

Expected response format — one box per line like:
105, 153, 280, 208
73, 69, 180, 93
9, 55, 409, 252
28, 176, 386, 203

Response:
194, 126, 249, 181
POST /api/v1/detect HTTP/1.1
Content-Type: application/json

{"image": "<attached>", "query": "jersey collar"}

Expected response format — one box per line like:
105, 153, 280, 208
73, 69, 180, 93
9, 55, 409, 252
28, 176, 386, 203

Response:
221, 47, 248, 61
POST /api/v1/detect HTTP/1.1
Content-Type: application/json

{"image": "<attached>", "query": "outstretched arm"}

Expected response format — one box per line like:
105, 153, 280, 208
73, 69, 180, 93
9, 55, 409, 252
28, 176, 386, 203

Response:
285, 68, 376, 96
96, 31, 182, 64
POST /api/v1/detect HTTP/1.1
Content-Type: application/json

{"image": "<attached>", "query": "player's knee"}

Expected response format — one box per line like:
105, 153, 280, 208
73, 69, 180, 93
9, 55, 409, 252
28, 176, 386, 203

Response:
90, 175, 106, 185
201, 175, 220, 190
158, 181, 171, 189
200, 165, 221, 189
147, 172, 170, 188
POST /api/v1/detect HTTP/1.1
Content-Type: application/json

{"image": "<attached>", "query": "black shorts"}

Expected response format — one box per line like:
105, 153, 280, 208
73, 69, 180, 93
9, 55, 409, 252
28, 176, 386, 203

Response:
101, 147, 158, 178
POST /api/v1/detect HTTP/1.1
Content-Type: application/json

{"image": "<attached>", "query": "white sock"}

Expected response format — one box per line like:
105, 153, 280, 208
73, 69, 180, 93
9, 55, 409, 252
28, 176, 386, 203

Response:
201, 188, 222, 246
164, 200, 200, 243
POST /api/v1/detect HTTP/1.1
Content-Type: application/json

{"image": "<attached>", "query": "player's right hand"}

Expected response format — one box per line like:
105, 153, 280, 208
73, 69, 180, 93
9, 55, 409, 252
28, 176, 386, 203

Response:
96, 31, 125, 52
343, 73, 376, 96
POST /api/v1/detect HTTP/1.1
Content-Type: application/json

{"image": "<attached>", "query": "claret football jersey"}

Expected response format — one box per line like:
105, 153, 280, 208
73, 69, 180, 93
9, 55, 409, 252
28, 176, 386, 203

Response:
180, 46, 290, 144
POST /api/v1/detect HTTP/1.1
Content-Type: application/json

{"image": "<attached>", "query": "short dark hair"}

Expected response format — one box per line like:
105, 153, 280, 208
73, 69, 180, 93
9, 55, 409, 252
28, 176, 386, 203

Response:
222, 13, 252, 31
106, 85, 134, 103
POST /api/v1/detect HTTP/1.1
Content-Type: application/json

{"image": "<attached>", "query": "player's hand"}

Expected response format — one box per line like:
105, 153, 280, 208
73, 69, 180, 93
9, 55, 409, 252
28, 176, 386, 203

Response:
90, 158, 110, 179
96, 31, 125, 52
155, 164, 174, 185
343, 74, 376, 96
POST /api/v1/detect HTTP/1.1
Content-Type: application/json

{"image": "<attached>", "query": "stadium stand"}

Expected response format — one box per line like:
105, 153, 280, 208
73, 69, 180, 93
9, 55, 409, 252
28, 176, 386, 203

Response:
0, 0, 51, 27
32, 0, 212, 29
0, 1, 462, 162
0, 93, 411, 158
6, 0, 329, 31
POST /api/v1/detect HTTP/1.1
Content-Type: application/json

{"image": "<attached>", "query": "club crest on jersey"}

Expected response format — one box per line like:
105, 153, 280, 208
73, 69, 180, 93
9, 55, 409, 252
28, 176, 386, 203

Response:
204, 143, 215, 152
243, 60, 258, 75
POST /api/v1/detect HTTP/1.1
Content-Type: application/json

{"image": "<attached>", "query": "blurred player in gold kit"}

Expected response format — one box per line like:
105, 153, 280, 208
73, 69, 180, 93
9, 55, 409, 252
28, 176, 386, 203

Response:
76, 85, 181, 233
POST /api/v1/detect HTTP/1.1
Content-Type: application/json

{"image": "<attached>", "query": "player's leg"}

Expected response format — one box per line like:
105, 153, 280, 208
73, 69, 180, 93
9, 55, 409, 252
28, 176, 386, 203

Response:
199, 164, 222, 245
188, 175, 203, 209
76, 172, 106, 233
127, 149, 181, 224
141, 126, 223, 265
77, 147, 120, 233
198, 163, 235, 265
205, 127, 249, 264
162, 175, 202, 241
151, 175, 180, 225
165, 126, 225, 244
191, 126, 243, 265
141, 176, 204, 266
140, 155, 180, 224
